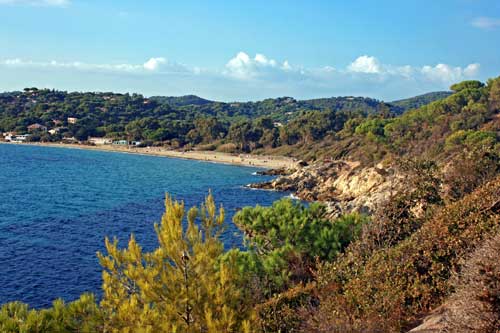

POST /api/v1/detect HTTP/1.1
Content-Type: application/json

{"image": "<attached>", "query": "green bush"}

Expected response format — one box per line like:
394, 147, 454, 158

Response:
354, 118, 391, 141
0, 294, 102, 333
229, 199, 368, 294
445, 130, 497, 150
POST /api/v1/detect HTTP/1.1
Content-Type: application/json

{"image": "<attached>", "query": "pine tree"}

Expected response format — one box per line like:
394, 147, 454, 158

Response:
97, 193, 254, 332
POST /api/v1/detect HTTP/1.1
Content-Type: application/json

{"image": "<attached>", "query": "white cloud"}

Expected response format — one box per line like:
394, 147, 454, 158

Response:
282, 60, 292, 71
0, 53, 484, 101
0, 57, 192, 74
2, 58, 140, 71
225, 52, 252, 79
420, 63, 480, 83
254, 53, 277, 66
224, 51, 294, 79
463, 63, 480, 77
347, 55, 381, 74
344, 56, 480, 85
471, 17, 500, 30
143, 57, 167, 71
390, 65, 414, 78
0, 0, 70, 7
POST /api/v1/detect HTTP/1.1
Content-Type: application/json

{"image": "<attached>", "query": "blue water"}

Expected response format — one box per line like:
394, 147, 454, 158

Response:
0, 144, 286, 308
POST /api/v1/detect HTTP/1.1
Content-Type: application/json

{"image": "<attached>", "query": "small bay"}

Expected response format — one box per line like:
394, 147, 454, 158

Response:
0, 144, 286, 308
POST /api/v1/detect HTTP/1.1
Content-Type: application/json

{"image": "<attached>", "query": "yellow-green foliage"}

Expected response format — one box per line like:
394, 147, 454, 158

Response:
0, 293, 102, 333
445, 129, 498, 150
97, 193, 254, 333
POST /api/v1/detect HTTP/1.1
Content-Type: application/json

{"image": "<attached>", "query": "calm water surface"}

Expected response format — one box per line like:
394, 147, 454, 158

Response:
0, 144, 286, 308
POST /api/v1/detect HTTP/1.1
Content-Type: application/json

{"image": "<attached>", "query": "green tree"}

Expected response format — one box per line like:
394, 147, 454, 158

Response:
231, 199, 368, 294
98, 194, 254, 333
450, 80, 485, 92
488, 76, 500, 111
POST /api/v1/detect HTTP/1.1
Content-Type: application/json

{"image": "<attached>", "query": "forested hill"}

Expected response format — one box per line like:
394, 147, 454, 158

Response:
0, 87, 450, 145
152, 93, 450, 118
390, 91, 452, 111
149, 95, 213, 107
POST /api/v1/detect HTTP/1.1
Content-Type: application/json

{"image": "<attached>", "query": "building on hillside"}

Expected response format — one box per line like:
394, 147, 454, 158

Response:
88, 137, 113, 145
10, 134, 31, 143
2, 132, 16, 141
67, 117, 78, 124
62, 136, 79, 143
112, 140, 129, 145
27, 123, 47, 132
52, 119, 63, 126
48, 127, 66, 135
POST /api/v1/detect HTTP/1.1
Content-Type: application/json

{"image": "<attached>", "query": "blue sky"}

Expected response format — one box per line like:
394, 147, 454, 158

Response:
1, 0, 499, 101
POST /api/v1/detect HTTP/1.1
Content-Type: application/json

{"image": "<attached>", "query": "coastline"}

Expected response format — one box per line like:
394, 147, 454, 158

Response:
0, 141, 297, 169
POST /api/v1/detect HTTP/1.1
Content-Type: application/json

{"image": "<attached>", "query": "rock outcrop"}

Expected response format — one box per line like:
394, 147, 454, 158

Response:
251, 160, 404, 217
256, 167, 295, 176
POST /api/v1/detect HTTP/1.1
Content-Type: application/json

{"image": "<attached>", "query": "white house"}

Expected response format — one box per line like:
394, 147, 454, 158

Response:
2, 132, 16, 141
88, 137, 113, 145
48, 127, 65, 135
10, 134, 31, 143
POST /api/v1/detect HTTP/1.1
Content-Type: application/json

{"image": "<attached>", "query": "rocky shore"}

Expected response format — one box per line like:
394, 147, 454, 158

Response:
251, 160, 404, 218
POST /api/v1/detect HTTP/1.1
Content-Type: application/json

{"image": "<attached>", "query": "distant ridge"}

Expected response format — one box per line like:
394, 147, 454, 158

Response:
148, 92, 452, 115
390, 91, 452, 111
149, 95, 214, 107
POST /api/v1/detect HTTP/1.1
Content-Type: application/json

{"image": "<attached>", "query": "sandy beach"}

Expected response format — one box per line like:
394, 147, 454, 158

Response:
0, 142, 297, 169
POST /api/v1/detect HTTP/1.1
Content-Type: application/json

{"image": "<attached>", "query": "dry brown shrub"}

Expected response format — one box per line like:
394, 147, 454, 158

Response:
216, 142, 238, 153
440, 232, 500, 332
305, 176, 500, 332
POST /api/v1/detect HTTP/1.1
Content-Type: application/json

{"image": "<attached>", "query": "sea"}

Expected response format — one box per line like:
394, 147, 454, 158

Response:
0, 144, 287, 308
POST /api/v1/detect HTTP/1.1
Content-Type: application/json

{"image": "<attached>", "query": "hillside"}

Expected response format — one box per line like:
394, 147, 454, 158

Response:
390, 91, 453, 111
243, 77, 500, 331
149, 94, 214, 107
0, 88, 452, 151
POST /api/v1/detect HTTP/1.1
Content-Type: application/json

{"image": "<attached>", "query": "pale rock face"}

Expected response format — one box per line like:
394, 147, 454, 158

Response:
251, 160, 405, 218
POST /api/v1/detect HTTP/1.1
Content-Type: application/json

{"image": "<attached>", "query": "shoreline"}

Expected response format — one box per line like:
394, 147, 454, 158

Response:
0, 141, 297, 169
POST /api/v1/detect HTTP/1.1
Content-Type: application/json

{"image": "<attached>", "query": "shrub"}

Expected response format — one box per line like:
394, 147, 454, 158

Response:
195, 142, 217, 151
439, 232, 500, 332
443, 146, 500, 200
309, 176, 500, 331
255, 283, 317, 333
216, 142, 238, 153
354, 118, 391, 142
231, 199, 368, 294
445, 129, 497, 150
0, 294, 102, 332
